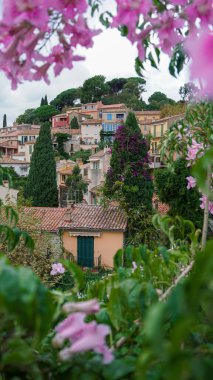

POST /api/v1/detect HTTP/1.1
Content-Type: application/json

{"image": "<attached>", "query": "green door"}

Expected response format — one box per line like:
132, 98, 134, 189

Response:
77, 236, 94, 268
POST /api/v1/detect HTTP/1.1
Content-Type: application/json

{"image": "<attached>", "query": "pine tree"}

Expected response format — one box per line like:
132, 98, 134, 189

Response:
24, 122, 58, 206
70, 116, 79, 129
104, 112, 153, 211
40, 97, 44, 106
66, 165, 87, 203
3, 114, 7, 128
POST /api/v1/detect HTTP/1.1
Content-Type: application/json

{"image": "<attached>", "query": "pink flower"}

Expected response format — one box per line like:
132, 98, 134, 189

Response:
186, 140, 204, 164
200, 194, 213, 214
185, 29, 213, 98
185, 0, 213, 26
63, 299, 100, 314
186, 176, 197, 189
53, 310, 113, 364
50, 263, 65, 275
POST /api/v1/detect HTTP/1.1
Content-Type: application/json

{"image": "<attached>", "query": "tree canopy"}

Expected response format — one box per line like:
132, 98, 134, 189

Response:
154, 158, 203, 228
50, 88, 81, 111
65, 165, 88, 203
81, 75, 109, 103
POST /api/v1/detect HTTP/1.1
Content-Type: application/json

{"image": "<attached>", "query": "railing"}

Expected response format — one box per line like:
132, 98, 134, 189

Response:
70, 254, 102, 268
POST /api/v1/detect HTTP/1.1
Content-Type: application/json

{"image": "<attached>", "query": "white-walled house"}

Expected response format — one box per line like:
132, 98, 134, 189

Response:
0, 156, 30, 176
81, 119, 102, 144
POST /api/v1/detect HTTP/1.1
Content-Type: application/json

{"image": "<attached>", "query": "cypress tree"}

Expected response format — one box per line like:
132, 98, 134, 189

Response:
3, 114, 7, 128
24, 122, 58, 206
70, 116, 79, 129
44, 95, 48, 105
40, 97, 44, 106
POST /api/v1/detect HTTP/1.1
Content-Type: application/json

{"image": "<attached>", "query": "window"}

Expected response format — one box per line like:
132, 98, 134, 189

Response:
93, 161, 100, 170
116, 113, 124, 119
84, 168, 88, 176
161, 124, 164, 136
62, 175, 66, 182
144, 125, 147, 131
29, 145, 33, 154
153, 125, 156, 137
107, 113, 112, 120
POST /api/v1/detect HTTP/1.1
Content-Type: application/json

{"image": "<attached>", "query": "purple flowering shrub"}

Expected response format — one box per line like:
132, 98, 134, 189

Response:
104, 114, 153, 213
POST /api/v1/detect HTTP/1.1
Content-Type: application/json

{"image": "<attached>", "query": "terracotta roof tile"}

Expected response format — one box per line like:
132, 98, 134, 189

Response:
24, 205, 127, 232
24, 207, 67, 232
0, 155, 29, 164
61, 204, 127, 231
89, 149, 111, 159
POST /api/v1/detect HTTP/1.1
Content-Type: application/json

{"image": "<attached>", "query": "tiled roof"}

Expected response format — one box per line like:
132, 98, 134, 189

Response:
24, 207, 67, 232
24, 205, 127, 232
60, 204, 127, 231
0, 155, 29, 164
89, 148, 111, 159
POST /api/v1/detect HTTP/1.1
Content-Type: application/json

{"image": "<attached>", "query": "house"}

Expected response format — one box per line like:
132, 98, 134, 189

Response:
24, 207, 65, 260
24, 204, 127, 268
134, 111, 161, 124
0, 155, 30, 176
0, 181, 19, 204
81, 119, 102, 144
52, 113, 68, 129
100, 103, 128, 142
85, 148, 111, 204
147, 114, 185, 169
0, 125, 40, 161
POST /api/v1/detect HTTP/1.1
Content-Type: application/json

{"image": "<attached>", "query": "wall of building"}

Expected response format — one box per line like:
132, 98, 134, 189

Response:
81, 124, 102, 144
0, 185, 18, 204
62, 230, 124, 268
0, 163, 30, 176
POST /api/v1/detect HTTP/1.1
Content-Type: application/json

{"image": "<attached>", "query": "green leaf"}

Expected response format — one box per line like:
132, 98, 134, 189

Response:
62, 259, 85, 291
2, 338, 35, 365
113, 249, 123, 269
192, 148, 213, 200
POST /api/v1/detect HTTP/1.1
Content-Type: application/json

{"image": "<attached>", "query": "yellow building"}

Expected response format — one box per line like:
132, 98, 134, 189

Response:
25, 205, 127, 268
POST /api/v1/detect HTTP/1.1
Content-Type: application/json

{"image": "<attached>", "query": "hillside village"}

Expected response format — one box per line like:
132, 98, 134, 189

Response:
0, 94, 185, 268
0, 2, 212, 377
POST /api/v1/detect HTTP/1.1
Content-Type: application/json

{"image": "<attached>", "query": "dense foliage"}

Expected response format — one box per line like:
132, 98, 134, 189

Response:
155, 159, 203, 228
65, 165, 88, 204
104, 112, 153, 212
50, 89, 81, 111
54, 133, 70, 159
70, 116, 79, 129
24, 122, 58, 207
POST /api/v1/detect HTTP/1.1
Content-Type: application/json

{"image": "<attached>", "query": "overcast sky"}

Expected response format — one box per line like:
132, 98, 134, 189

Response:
0, 24, 189, 126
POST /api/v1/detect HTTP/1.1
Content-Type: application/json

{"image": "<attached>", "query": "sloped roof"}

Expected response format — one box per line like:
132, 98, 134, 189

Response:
60, 204, 127, 231
0, 155, 29, 164
89, 148, 111, 159
24, 205, 127, 232
24, 207, 67, 232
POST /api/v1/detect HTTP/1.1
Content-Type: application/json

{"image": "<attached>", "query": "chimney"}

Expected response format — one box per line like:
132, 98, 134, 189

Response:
65, 201, 75, 221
